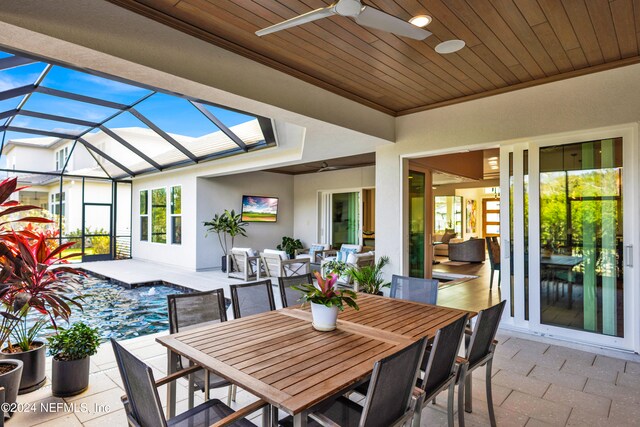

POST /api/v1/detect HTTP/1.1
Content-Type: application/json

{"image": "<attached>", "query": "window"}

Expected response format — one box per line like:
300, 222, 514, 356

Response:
50, 192, 65, 216
55, 147, 69, 171
140, 190, 148, 241
139, 186, 181, 245
151, 188, 167, 243
170, 186, 181, 244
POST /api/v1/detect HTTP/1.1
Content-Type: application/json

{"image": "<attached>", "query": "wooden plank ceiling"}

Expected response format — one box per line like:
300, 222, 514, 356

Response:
108, 0, 640, 116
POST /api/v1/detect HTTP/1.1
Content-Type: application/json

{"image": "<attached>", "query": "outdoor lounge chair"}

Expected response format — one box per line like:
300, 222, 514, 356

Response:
278, 337, 427, 427
457, 300, 506, 427
227, 248, 261, 281
167, 290, 235, 407
259, 249, 310, 279
110, 339, 268, 427
295, 243, 332, 264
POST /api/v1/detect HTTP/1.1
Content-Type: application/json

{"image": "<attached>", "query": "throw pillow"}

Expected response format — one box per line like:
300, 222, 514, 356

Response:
309, 244, 325, 261
441, 232, 457, 244
336, 248, 357, 262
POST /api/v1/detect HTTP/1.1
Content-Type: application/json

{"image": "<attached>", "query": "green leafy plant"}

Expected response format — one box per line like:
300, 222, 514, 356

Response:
322, 259, 349, 277
347, 256, 391, 294
48, 322, 100, 361
9, 314, 49, 352
292, 272, 359, 311
276, 236, 303, 259
203, 210, 248, 256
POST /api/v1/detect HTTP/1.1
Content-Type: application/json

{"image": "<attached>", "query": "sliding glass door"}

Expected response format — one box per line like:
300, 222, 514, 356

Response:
502, 126, 637, 350
319, 191, 362, 248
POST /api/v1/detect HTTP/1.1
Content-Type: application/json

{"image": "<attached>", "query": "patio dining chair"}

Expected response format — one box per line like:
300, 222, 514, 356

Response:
167, 290, 235, 407
278, 337, 427, 427
390, 274, 439, 305
278, 273, 313, 307
457, 300, 506, 427
230, 280, 277, 319
413, 314, 468, 427
486, 237, 501, 290
111, 339, 268, 427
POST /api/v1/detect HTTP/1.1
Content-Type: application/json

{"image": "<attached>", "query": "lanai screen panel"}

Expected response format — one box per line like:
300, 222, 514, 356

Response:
0, 49, 276, 179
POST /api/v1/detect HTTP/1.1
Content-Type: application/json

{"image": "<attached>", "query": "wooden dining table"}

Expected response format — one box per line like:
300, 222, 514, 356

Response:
157, 293, 474, 427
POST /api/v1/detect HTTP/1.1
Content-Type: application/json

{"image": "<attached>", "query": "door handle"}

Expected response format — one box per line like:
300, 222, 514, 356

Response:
626, 245, 633, 267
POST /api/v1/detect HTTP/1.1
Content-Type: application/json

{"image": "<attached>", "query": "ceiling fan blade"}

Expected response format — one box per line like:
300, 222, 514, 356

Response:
256, 6, 336, 36
355, 6, 432, 40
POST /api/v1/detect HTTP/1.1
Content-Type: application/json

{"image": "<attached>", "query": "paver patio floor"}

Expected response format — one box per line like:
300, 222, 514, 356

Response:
11, 325, 640, 426
11, 260, 640, 426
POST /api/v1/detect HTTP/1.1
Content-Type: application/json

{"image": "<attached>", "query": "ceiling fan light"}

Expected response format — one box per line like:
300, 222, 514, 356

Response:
435, 39, 465, 54
409, 15, 432, 28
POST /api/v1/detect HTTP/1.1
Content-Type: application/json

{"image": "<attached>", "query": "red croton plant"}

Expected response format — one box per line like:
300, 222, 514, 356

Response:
0, 177, 83, 352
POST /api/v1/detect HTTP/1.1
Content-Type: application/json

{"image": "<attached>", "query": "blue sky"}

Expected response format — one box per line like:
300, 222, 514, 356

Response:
0, 52, 260, 141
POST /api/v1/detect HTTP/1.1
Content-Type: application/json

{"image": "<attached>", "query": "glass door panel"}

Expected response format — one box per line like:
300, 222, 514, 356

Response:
83, 204, 112, 261
331, 192, 360, 247
408, 171, 425, 278
539, 138, 623, 337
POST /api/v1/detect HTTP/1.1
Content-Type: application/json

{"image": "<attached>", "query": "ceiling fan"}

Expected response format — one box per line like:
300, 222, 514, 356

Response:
255, 0, 432, 40
317, 161, 341, 172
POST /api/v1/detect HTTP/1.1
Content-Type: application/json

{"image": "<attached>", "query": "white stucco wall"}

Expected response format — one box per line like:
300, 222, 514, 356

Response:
196, 172, 294, 270
293, 166, 375, 247
377, 63, 640, 277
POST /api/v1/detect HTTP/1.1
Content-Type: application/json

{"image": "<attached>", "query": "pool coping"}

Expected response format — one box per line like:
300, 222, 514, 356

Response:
76, 268, 197, 293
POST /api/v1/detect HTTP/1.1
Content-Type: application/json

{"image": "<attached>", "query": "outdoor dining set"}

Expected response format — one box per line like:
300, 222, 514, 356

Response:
110, 273, 506, 427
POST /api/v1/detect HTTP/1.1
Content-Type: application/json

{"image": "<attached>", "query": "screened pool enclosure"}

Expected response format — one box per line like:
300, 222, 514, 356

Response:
0, 47, 276, 262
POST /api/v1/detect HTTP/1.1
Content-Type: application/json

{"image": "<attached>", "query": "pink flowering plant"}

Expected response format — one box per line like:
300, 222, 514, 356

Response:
292, 271, 359, 311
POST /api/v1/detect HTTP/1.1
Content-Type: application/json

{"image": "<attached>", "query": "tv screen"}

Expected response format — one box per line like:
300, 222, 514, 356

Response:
241, 195, 278, 222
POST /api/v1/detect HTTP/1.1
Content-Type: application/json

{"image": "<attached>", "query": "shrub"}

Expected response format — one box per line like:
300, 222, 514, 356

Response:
48, 322, 100, 361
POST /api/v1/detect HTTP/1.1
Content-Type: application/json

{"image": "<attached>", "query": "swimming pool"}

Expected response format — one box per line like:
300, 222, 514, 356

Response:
64, 275, 185, 342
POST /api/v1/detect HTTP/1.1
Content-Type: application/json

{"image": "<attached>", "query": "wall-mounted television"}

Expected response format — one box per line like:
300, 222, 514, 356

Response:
241, 195, 279, 222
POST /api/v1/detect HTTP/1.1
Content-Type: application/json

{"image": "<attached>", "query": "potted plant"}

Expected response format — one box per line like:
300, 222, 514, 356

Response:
276, 236, 303, 259
48, 322, 100, 397
204, 210, 248, 272
322, 259, 349, 278
292, 272, 358, 331
347, 256, 391, 295
0, 232, 83, 393
0, 177, 58, 400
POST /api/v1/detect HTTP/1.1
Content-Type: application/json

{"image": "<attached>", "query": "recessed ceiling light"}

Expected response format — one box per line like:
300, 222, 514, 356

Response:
409, 15, 432, 28
435, 39, 465, 54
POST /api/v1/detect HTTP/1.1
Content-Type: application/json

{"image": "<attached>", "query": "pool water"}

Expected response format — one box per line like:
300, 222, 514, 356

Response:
64, 275, 184, 342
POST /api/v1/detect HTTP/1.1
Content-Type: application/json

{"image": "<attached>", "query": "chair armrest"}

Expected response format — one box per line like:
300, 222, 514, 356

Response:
455, 356, 469, 365
309, 411, 342, 427
282, 258, 309, 266
320, 249, 337, 258
155, 364, 201, 387
411, 386, 426, 406
295, 248, 310, 256
464, 328, 498, 345
209, 400, 269, 427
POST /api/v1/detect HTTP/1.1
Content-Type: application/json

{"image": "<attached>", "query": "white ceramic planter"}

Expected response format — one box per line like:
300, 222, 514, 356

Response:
310, 302, 339, 331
